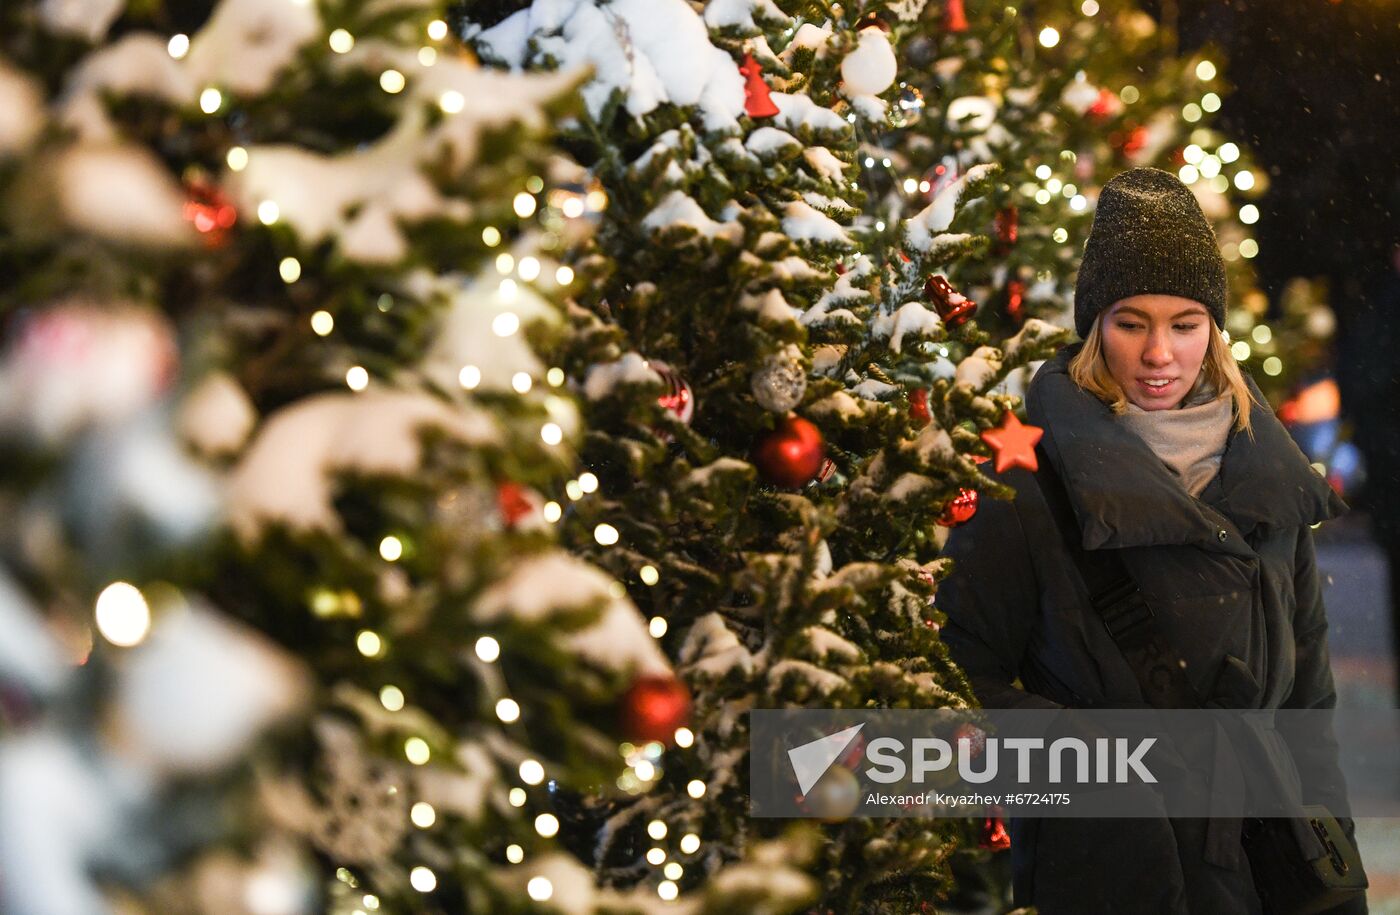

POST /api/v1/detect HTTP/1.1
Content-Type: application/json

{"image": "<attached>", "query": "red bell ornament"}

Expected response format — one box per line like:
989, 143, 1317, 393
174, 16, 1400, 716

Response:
924, 275, 977, 329
754, 415, 825, 489
620, 675, 691, 745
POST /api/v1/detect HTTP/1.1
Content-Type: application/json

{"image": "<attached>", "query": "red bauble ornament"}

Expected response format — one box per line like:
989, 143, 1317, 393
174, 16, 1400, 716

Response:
739, 53, 780, 119
953, 722, 986, 758
183, 179, 237, 248
980, 410, 1043, 473
1087, 87, 1122, 120
980, 816, 1011, 851
754, 415, 825, 489
650, 360, 694, 426
924, 275, 977, 329
945, 0, 969, 32
495, 481, 535, 527
620, 675, 691, 745
910, 387, 931, 426
936, 487, 979, 527
993, 206, 1019, 255
1006, 279, 1026, 324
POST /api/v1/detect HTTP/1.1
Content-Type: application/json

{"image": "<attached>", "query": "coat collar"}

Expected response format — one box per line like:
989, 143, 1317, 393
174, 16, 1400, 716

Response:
1024, 341, 1347, 550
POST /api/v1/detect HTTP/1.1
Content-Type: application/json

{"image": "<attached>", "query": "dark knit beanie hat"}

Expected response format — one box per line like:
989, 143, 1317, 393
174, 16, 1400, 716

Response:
1073, 167, 1227, 339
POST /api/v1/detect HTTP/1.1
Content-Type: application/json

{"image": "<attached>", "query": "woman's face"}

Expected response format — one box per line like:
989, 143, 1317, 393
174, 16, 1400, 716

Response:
1100, 294, 1212, 411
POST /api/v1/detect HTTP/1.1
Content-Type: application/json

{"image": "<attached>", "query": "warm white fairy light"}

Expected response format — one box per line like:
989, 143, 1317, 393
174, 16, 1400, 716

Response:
1182, 102, 1202, 122
1219, 142, 1241, 163
554, 265, 575, 286
511, 372, 532, 394
1034, 189, 1051, 205
634, 759, 656, 781
594, 524, 619, 546
1038, 26, 1060, 47
474, 636, 501, 662
1234, 170, 1255, 191
1120, 85, 1141, 104
541, 423, 563, 445
1178, 164, 1200, 185
492, 312, 520, 337
199, 87, 223, 113
646, 848, 666, 866
1071, 194, 1087, 211
687, 779, 706, 798
902, 177, 918, 194
379, 69, 406, 94
674, 727, 693, 748
647, 820, 668, 840
1231, 340, 1252, 361
863, 156, 875, 168
1062, 183, 1077, 197
1052, 228, 1069, 243
226, 146, 249, 171
680, 833, 700, 854
363, 895, 380, 911
1045, 177, 1062, 194
506, 845, 524, 864
546, 367, 565, 387
519, 759, 545, 785
499, 279, 518, 301
1240, 239, 1259, 259
516, 257, 539, 281
427, 19, 449, 40
438, 90, 464, 113
542, 501, 562, 523
658, 881, 678, 901
526, 877, 553, 901
410, 802, 436, 828
256, 200, 280, 225
1081, 0, 1099, 14
1251, 324, 1272, 345
167, 33, 190, 58
1199, 156, 1221, 178
1201, 92, 1221, 113
310, 310, 334, 335
534, 813, 559, 837
482, 226, 501, 246
356, 630, 383, 658
1263, 356, 1283, 376
513, 193, 537, 218
664, 862, 683, 880
328, 29, 354, 53
1183, 144, 1204, 164
408, 867, 436, 892
607, 581, 627, 599
458, 365, 481, 389
405, 737, 431, 765
639, 565, 659, 586
649, 617, 668, 638
345, 366, 369, 391
279, 257, 302, 284
378, 536, 403, 561
577, 472, 598, 493
380, 685, 405, 711
496, 698, 520, 722
95, 582, 151, 647
1240, 204, 1259, 224
418, 47, 437, 66
565, 481, 583, 501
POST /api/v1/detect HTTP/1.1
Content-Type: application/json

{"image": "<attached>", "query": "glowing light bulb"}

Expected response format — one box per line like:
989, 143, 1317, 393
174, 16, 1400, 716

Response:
95, 582, 151, 647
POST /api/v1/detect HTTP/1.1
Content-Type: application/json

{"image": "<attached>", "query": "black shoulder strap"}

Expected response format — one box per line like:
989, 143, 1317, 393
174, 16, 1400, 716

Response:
1033, 458, 1203, 709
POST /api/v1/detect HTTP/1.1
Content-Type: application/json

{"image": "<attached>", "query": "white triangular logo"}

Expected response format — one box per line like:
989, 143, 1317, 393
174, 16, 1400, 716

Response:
787, 723, 864, 796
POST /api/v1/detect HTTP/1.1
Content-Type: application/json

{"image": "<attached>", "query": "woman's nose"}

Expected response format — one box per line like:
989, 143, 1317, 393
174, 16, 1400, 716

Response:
1142, 329, 1173, 365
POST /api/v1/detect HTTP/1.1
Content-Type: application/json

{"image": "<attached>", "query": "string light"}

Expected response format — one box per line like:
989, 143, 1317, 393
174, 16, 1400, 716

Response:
1045, 178, 1062, 194
310, 310, 334, 335
1182, 103, 1202, 122
199, 88, 223, 113
95, 582, 151, 647
1183, 145, 1205, 164
526, 877, 553, 901
520, 760, 545, 784
506, 845, 524, 864
577, 472, 598, 493
562, 196, 585, 218
1199, 156, 1221, 179
1081, 0, 1099, 13
687, 779, 706, 798
634, 760, 655, 781
418, 47, 437, 66
492, 312, 520, 336
363, 895, 380, 911
594, 524, 619, 546
1263, 356, 1283, 376
439, 90, 464, 113
1219, 142, 1241, 163
649, 617, 667, 637
328, 29, 354, 53
380, 69, 406, 94
427, 19, 449, 40
518, 257, 540, 281
410, 802, 436, 828
226, 146, 249, 171
380, 685, 405, 711
1071, 194, 1087, 211
458, 365, 481, 389
279, 257, 301, 283
513, 193, 537, 218
511, 372, 532, 394
664, 862, 683, 880
1120, 85, 1140, 104
542, 502, 562, 523
378, 536, 403, 561
540, 423, 563, 445
546, 367, 565, 386
1252, 325, 1273, 345
640, 565, 659, 585
475, 636, 501, 662
1240, 204, 1259, 224
1234, 170, 1256, 191
1196, 60, 1217, 81
346, 366, 369, 391
646, 848, 666, 866
496, 698, 520, 722
408, 867, 436, 893
674, 727, 694, 748
509, 787, 527, 807
356, 630, 384, 657
1038, 26, 1060, 47
565, 481, 582, 500
167, 34, 190, 59
680, 834, 700, 854
1240, 239, 1259, 259
555, 265, 575, 285
405, 737, 431, 765
1034, 189, 1051, 205
658, 882, 678, 901
648, 821, 668, 840
534, 813, 559, 837
1178, 164, 1200, 184
482, 226, 501, 246
1202, 92, 1221, 113
1231, 341, 1252, 361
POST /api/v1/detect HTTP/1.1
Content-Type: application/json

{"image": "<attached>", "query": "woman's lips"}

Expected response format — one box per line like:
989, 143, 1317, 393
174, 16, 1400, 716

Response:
1137, 378, 1177, 399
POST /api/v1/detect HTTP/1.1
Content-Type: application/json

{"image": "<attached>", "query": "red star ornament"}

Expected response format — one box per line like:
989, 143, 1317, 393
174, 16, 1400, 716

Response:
980, 411, 1042, 473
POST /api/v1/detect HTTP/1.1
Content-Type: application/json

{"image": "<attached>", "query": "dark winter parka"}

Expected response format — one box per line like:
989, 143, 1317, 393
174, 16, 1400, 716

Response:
938, 341, 1363, 914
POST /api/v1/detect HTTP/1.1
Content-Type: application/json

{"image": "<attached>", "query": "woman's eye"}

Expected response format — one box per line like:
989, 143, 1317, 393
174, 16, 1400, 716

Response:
1174, 324, 1200, 332
1116, 322, 1141, 331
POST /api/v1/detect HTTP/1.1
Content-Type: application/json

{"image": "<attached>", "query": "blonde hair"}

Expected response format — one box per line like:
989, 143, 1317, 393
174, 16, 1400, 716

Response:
1068, 311, 1261, 441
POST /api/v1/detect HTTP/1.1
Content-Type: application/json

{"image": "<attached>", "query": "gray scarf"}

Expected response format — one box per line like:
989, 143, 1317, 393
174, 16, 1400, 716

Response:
1116, 377, 1235, 497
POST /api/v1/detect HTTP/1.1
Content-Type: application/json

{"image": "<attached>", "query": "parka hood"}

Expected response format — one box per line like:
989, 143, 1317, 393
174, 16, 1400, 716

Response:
1025, 341, 1347, 550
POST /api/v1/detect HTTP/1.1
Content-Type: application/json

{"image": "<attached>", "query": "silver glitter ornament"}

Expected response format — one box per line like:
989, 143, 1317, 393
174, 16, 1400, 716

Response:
751, 346, 807, 413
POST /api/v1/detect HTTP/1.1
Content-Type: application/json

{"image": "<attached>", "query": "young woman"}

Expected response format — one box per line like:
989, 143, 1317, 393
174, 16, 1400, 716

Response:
938, 168, 1365, 913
